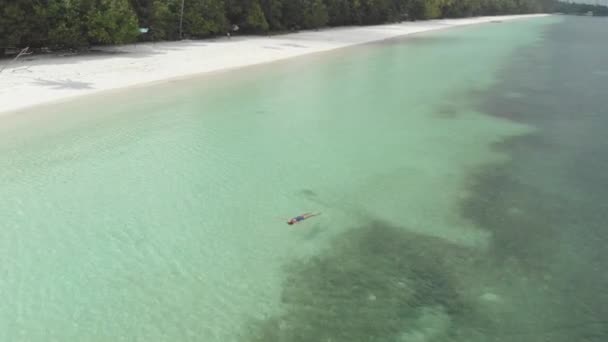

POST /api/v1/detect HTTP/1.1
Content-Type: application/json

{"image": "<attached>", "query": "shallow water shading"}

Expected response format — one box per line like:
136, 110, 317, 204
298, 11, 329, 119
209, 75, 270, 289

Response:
0, 18, 556, 341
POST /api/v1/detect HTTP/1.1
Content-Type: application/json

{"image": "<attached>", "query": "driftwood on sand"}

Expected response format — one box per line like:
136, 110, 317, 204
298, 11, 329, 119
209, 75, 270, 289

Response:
0, 47, 31, 74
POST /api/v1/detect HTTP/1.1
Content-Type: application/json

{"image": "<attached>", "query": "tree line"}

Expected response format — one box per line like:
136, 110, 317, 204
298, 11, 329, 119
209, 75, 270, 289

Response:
0, 0, 605, 51
553, 1, 608, 16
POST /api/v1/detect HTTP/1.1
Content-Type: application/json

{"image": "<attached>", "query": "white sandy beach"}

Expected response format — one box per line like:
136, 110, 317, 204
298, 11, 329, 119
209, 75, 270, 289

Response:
0, 14, 548, 115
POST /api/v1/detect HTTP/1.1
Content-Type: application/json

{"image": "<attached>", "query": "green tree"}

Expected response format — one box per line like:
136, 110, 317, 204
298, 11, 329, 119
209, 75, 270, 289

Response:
406, 0, 444, 19
225, 0, 270, 33
355, 0, 387, 24
260, 0, 283, 30
516, 0, 542, 13
281, 0, 327, 30
182, 0, 227, 37
224, 0, 245, 25
0, 0, 47, 48
424, 0, 443, 18
281, 0, 305, 29
244, 0, 269, 32
88, 0, 140, 44
305, 0, 329, 28
388, 0, 410, 21
441, 0, 475, 17
46, 0, 90, 48
3, 0, 600, 50
348, 0, 367, 24
325, 0, 353, 26
130, 0, 154, 27
149, 0, 179, 40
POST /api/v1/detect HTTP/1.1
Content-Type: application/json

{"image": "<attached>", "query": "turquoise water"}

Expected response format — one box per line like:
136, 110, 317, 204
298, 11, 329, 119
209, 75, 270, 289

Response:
464, 16, 608, 341
3, 16, 605, 342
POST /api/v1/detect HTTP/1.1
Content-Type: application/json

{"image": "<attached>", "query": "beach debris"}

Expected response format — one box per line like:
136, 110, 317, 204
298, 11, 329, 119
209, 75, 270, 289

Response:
0, 47, 31, 74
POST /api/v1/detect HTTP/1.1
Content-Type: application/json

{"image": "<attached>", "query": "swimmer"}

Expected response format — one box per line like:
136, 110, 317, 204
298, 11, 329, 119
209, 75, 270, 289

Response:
286, 212, 321, 225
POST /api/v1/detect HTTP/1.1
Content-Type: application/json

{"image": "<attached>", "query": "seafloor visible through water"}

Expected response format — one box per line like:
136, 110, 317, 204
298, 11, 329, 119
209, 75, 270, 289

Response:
0, 16, 606, 342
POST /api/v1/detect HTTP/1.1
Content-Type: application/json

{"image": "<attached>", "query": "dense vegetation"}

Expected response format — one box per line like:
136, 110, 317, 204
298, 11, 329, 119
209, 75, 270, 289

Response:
0, 0, 605, 51
553, 1, 608, 16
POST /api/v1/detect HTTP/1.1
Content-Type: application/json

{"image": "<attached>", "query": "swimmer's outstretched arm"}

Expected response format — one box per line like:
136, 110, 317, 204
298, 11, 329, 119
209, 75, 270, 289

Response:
277, 213, 321, 222
305, 212, 321, 218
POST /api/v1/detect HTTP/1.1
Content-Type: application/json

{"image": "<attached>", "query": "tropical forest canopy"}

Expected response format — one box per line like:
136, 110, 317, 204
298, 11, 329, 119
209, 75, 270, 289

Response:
0, 0, 606, 50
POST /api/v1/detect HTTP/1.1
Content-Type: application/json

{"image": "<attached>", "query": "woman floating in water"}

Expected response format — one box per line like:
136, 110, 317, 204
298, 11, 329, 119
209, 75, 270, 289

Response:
286, 212, 321, 225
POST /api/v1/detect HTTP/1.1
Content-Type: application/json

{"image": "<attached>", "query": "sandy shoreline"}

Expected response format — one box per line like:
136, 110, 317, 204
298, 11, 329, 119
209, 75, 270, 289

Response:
0, 14, 548, 116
